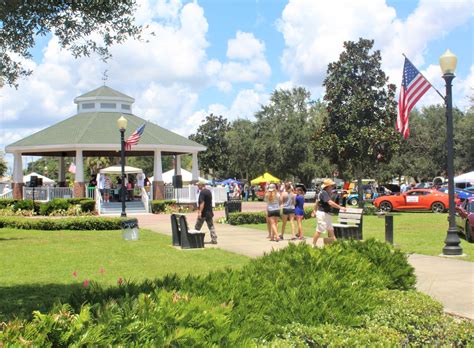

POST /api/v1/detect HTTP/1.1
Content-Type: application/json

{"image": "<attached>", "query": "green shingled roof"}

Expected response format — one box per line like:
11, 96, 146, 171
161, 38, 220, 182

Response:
7, 112, 202, 148
75, 86, 133, 100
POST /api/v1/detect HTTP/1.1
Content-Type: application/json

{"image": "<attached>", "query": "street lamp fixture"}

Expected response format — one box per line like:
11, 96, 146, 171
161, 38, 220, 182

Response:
117, 115, 128, 218
439, 49, 462, 256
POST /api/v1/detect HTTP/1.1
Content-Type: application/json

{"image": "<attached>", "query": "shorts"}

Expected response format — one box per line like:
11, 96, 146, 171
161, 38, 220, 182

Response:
282, 208, 295, 215
316, 210, 332, 233
267, 210, 280, 217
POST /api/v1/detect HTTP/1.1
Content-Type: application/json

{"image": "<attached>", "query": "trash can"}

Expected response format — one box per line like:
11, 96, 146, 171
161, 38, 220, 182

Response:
121, 218, 139, 240
170, 214, 181, 246
225, 198, 242, 220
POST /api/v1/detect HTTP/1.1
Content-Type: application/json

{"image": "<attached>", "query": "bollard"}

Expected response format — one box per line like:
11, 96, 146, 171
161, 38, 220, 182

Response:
384, 215, 393, 245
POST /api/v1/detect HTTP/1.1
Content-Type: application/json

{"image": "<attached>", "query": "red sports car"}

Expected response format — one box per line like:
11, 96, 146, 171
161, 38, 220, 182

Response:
455, 197, 474, 243
373, 189, 456, 213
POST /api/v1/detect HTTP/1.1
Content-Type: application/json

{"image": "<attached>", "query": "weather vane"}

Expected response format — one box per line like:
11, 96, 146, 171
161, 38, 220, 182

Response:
101, 69, 108, 85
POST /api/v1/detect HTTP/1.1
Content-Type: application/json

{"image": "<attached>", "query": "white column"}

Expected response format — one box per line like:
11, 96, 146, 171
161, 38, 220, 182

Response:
153, 150, 163, 181
191, 152, 199, 181
176, 155, 181, 175
75, 150, 84, 182
58, 157, 65, 183
13, 152, 23, 183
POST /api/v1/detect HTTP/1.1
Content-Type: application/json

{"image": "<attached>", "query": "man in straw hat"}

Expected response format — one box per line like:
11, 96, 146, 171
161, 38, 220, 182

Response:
195, 180, 218, 244
311, 178, 346, 247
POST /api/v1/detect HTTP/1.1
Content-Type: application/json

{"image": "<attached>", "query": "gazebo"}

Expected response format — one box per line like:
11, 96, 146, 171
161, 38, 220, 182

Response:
5, 85, 206, 201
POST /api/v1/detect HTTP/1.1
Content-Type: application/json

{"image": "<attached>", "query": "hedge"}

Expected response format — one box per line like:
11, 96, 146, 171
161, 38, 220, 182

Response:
1, 199, 96, 215
2, 240, 470, 346
150, 200, 176, 213
0, 216, 122, 230
228, 207, 314, 225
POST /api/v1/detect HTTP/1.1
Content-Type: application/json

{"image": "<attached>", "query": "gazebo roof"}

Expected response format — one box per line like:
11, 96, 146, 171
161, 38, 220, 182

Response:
74, 86, 134, 102
6, 85, 205, 157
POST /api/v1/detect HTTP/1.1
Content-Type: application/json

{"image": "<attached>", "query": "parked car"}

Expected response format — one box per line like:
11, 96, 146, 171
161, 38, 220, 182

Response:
455, 197, 474, 242
464, 186, 474, 193
415, 182, 433, 189
437, 187, 474, 201
346, 191, 381, 206
373, 189, 458, 213
304, 189, 317, 202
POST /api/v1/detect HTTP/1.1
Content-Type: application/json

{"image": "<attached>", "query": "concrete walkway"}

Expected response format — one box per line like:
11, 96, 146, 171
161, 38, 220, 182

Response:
132, 205, 474, 320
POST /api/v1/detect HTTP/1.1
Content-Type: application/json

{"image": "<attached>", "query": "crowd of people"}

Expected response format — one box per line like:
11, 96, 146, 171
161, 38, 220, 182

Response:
263, 179, 346, 248
89, 173, 149, 203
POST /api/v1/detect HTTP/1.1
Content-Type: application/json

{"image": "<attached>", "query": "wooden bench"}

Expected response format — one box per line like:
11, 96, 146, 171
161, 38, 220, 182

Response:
173, 214, 205, 249
332, 208, 363, 240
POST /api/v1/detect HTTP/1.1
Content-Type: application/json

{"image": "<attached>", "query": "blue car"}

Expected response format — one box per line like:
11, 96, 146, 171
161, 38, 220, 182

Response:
438, 187, 474, 201
465, 186, 474, 193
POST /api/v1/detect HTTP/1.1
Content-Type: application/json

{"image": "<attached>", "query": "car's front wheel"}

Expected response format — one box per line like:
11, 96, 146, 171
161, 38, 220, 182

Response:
431, 202, 445, 213
348, 197, 358, 206
466, 222, 473, 243
379, 201, 392, 212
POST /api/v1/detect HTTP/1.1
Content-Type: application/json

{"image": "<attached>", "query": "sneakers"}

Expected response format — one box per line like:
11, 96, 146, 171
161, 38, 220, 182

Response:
211, 240, 218, 244
279, 235, 284, 240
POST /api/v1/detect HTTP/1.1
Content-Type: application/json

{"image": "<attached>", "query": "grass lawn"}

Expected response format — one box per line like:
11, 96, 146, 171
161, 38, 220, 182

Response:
241, 212, 474, 262
0, 228, 249, 322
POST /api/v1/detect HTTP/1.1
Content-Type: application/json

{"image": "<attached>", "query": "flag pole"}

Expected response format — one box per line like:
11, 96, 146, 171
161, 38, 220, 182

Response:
402, 54, 445, 102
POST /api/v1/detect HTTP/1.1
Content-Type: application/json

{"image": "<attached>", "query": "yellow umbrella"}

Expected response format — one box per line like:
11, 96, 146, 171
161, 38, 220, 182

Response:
250, 172, 281, 185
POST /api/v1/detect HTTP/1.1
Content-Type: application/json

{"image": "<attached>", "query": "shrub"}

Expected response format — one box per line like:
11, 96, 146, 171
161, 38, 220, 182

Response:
227, 211, 267, 225
0, 216, 122, 230
150, 200, 176, 213
39, 198, 70, 216
77, 199, 95, 213
365, 290, 474, 346
270, 323, 402, 346
336, 239, 416, 290
0, 199, 16, 209
363, 204, 378, 215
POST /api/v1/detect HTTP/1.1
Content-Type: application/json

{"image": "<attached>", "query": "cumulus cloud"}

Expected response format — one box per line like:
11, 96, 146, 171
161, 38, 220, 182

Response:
278, 0, 473, 90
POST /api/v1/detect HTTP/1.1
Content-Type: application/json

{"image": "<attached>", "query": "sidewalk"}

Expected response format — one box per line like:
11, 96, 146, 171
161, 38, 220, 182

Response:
134, 209, 474, 320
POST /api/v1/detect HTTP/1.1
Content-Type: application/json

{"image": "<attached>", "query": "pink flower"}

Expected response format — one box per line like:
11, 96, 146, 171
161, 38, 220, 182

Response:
83, 279, 89, 287
72, 271, 77, 278
99, 267, 105, 275
118, 277, 123, 285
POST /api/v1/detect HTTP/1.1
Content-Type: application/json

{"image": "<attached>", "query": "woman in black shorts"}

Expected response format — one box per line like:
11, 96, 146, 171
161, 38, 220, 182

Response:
265, 183, 281, 242
280, 182, 296, 240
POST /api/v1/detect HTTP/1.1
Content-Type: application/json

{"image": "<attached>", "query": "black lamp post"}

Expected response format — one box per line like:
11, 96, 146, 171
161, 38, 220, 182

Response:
117, 115, 128, 218
440, 50, 462, 256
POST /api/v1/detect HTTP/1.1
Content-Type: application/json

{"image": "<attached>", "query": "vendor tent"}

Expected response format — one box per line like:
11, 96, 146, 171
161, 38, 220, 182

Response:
100, 166, 143, 175
250, 172, 281, 185
24, 172, 56, 186
217, 178, 241, 185
454, 171, 474, 184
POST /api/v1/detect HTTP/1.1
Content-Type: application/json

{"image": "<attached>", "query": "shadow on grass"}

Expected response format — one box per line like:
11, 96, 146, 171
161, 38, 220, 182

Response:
0, 283, 81, 323
0, 237, 25, 241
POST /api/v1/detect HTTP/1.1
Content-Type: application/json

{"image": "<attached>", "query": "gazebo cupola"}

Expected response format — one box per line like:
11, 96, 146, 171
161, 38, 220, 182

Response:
74, 85, 135, 114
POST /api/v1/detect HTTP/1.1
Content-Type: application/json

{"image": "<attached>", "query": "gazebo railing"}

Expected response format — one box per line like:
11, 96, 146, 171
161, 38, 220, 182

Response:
0, 189, 13, 200
95, 187, 102, 215
86, 187, 96, 199
163, 185, 227, 204
23, 187, 73, 201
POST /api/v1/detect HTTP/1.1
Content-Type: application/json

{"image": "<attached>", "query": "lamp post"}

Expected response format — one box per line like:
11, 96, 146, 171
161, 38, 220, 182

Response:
117, 115, 128, 218
440, 49, 462, 256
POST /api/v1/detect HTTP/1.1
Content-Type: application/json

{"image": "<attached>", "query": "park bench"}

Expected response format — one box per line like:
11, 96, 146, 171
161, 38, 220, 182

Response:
332, 208, 363, 240
170, 214, 205, 249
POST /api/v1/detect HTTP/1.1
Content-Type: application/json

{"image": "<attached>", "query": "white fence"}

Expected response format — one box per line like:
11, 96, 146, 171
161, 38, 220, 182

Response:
163, 185, 227, 205
0, 189, 13, 199
23, 187, 73, 201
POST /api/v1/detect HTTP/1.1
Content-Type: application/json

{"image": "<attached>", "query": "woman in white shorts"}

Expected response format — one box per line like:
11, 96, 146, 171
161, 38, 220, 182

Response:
311, 179, 346, 247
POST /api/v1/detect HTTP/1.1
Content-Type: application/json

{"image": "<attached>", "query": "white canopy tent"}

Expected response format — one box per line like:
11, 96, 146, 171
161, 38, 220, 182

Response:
99, 165, 143, 175
454, 171, 474, 185
23, 172, 56, 186
150, 168, 209, 184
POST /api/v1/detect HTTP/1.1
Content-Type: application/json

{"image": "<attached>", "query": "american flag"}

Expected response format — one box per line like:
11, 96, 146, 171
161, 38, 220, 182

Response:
125, 124, 146, 150
397, 57, 432, 139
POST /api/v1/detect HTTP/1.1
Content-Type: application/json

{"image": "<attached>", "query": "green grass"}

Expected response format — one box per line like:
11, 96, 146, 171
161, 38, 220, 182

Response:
241, 212, 474, 262
0, 228, 249, 321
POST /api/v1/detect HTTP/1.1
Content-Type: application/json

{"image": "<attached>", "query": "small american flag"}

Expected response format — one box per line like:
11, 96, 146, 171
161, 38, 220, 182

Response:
397, 57, 432, 139
125, 124, 146, 150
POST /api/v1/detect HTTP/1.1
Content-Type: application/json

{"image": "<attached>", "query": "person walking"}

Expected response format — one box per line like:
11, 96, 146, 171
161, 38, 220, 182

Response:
280, 182, 296, 240
195, 180, 218, 244
311, 179, 346, 248
294, 186, 305, 239
265, 183, 281, 241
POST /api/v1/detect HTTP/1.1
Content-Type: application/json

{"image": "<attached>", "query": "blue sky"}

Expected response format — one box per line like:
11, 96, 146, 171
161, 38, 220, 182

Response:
1, 0, 473, 172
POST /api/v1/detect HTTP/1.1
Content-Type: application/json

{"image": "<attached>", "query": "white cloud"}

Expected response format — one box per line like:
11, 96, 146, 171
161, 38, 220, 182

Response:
278, 0, 473, 90
216, 31, 271, 85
